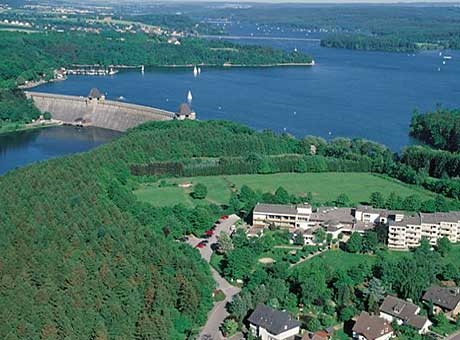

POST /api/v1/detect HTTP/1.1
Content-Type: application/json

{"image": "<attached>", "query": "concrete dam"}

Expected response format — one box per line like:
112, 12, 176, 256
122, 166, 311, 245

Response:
25, 89, 195, 132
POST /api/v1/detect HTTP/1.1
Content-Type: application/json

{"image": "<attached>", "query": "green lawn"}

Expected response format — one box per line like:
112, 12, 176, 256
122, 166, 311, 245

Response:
292, 248, 409, 273
134, 172, 435, 207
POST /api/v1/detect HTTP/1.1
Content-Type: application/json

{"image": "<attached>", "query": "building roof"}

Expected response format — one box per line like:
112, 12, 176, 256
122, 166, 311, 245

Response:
356, 205, 389, 216
380, 295, 419, 321
248, 304, 300, 335
389, 213, 421, 227
421, 212, 460, 224
302, 330, 329, 340
310, 207, 355, 225
178, 103, 192, 115
423, 286, 460, 310
407, 315, 431, 330
253, 203, 311, 216
379, 295, 428, 330
352, 312, 393, 340
88, 88, 103, 99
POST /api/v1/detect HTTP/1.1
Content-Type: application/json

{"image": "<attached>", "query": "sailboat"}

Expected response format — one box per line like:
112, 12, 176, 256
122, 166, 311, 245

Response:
197, 67, 201, 75
193, 66, 198, 77
187, 90, 193, 103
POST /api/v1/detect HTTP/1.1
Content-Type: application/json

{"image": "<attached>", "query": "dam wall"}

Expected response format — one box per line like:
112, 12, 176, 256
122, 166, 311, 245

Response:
25, 92, 177, 131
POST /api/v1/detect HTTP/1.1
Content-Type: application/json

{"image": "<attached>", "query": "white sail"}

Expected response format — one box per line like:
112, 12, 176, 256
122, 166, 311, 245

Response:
198, 67, 201, 74
187, 90, 193, 103
193, 66, 198, 77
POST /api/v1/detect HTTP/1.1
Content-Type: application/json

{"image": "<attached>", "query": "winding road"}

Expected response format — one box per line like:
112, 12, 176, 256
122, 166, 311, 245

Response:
187, 215, 241, 340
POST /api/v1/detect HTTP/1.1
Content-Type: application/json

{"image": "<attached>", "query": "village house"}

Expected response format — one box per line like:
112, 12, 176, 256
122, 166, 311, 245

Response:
379, 295, 431, 334
423, 286, 460, 319
352, 312, 393, 340
302, 329, 333, 340
248, 304, 300, 340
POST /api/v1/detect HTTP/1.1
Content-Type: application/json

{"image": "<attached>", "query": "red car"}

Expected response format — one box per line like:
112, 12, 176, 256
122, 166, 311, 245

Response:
220, 215, 229, 220
195, 243, 206, 249
204, 230, 214, 237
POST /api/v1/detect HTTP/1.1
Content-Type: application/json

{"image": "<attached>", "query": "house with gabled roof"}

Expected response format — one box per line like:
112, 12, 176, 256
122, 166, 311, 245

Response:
379, 295, 431, 334
423, 286, 460, 319
248, 304, 300, 340
352, 311, 393, 340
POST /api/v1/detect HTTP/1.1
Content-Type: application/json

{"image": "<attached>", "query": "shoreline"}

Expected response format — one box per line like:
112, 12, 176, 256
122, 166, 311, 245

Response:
20, 61, 315, 90
0, 120, 62, 136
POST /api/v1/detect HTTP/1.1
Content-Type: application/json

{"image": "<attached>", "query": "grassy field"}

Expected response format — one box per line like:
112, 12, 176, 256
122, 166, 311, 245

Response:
133, 172, 436, 207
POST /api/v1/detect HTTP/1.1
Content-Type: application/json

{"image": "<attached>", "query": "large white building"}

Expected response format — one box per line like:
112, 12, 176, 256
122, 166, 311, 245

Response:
251, 203, 373, 244
252, 203, 460, 249
388, 212, 460, 250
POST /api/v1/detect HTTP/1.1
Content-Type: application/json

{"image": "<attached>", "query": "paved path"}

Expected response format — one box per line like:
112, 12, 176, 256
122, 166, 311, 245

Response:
187, 214, 241, 340
446, 330, 460, 340
289, 249, 327, 268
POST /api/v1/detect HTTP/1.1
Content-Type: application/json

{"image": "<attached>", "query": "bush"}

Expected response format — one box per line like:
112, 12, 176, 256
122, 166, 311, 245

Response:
192, 183, 208, 199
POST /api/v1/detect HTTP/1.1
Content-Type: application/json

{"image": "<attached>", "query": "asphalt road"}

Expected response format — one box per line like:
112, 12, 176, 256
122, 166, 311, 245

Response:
187, 214, 242, 340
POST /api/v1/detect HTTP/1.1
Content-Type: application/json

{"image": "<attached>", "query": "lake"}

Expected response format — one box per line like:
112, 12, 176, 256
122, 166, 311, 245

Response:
34, 38, 460, 151
0, 126, 120, 175
1, 26, 459, 174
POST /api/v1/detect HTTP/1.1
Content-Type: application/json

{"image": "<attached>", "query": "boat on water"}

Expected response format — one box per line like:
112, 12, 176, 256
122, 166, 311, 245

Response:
187, 90, 193, 103
198, 67, 201, 75
193, 66, 198, 77
443, 55, 453, 60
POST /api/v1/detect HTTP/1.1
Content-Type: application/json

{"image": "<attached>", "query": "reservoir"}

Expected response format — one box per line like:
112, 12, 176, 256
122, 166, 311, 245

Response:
0, 126, 120, 175
33, 40, 460, 151
1, 27, 459, 174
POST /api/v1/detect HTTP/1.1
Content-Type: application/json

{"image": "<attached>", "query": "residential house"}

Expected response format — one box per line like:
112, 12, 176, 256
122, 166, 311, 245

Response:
379, 295, 431, 334
248, 304, 300, 340
352, 312, 393, 340
302, 329, 332, 340
423, 286, 460, 319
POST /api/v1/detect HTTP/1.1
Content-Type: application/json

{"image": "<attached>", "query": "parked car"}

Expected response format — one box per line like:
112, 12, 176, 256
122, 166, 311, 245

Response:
220, 215, 229, 220
195, 242, 206, 249
204, 229, 214, 237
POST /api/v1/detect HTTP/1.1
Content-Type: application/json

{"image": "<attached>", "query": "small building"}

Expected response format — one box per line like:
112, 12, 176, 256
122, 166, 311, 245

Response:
175, 103, 196, 120
352, 311, 393, 340
379, 295, 431, 334
423, 286, 460, 319
88, 88, 105, 101
302, 329, 332, 340
248, 304, 300, 340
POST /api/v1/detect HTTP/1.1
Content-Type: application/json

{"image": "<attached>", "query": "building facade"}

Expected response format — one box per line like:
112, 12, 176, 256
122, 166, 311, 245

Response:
388, 212, 460, 250
252, 203, 460, 249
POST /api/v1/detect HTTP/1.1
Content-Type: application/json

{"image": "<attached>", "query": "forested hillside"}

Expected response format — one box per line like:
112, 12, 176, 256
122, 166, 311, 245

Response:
1, 119, 459, 338
0, 31, 312, 89
0, 120, 395, 338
